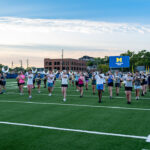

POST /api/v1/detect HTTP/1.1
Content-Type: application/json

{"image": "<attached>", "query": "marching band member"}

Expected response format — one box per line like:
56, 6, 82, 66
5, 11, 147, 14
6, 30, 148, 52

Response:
91, 72, 96, 95
85, 72, 89, 90
60, 70, 69, 102
36, 73, 42, 93
47, 70, 55, 96
27, 70, 34, 99
148, 73, 150, 92
0, 73, 3, 94
75, 72, 80, 91
114, 71, 122, 96
16, 71, 25, 95
107, 71, 114, 99
78, 72, 85, 97
95, 72, 105, 103
125, 72, 133, 104
69, 71, 73, 86
133, 71, 141, 100
141, 72, 147, 96
1, 73, 7, 93
43, 74, 47, 88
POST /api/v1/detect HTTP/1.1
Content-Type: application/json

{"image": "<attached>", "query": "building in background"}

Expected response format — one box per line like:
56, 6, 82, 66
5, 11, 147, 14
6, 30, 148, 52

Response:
44, 58, 87, 71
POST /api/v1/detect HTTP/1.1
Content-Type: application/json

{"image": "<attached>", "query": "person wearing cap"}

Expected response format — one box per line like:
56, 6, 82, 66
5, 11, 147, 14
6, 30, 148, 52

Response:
125, 72, 133, 104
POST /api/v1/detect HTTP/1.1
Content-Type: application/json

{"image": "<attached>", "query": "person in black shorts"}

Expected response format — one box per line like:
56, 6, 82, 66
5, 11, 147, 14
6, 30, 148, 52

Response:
0, 73, 4, 94
125, 73, 133, 104
148, 73, 150, 92
43, 75, 47, 88
107, 71, 114, 99
36, 73, 42, 93
92, 73, 96, 95
114, 71, 121, 96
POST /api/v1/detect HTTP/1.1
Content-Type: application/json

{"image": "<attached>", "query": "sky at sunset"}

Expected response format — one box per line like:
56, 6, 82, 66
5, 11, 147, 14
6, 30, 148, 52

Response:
0, 0, 150, 67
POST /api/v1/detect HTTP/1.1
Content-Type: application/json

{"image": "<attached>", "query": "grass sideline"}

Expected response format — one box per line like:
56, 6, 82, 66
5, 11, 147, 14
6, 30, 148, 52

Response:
0, 79, 150, 150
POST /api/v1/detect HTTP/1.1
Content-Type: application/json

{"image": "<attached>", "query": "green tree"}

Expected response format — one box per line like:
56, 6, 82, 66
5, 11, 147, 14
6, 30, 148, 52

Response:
97, 64, 109, 73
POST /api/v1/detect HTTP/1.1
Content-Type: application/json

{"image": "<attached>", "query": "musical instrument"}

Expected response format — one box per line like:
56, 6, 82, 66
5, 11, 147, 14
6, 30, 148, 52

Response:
31, 67, 37, 74
2, 66, 9, 73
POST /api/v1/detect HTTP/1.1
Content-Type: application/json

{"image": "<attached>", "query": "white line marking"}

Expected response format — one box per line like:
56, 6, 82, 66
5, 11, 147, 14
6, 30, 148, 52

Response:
5, 92, 150, 100
0, 121, 149, 142
146, 135, 150, 142
0, 100, 150, 111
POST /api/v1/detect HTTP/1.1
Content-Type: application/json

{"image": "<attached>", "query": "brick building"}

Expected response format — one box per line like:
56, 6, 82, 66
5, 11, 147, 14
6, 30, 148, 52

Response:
44, 58, 87, 71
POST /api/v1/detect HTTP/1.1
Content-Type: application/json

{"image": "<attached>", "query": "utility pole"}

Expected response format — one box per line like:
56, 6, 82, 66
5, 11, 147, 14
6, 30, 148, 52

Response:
11, 61, 14, 69
27, 59, 29, 68
19, 60, 22, 68
62, 49, 64, 71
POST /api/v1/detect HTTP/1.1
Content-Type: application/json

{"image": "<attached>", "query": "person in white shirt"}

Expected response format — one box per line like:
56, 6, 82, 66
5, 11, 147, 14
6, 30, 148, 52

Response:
47, 71, 55, 96
27, 70, 34, 99
60, 70, 68, 102
95, 72, 104, 103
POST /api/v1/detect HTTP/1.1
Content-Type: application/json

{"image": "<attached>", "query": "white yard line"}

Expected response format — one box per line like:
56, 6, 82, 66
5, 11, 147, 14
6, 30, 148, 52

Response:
0, 100, 150, 111
0, 121, 149, 142
5, 92, 150, 100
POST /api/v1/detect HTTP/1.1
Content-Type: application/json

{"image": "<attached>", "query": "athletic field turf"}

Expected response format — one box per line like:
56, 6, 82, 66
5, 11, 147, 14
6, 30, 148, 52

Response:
0, 79, 150, 150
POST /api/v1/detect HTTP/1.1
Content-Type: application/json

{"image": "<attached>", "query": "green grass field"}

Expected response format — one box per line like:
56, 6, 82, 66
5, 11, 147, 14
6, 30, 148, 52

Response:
0, 79, 150, 150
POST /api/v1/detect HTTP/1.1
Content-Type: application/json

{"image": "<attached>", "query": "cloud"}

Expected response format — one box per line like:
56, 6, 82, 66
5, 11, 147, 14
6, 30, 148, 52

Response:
0, 17, 150, 67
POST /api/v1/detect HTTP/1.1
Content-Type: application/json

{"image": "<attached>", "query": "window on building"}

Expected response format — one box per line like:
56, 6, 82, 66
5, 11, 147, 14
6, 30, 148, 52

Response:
45, 62, 48, 65
49, 62, 52, 65
57, 62, 60, 65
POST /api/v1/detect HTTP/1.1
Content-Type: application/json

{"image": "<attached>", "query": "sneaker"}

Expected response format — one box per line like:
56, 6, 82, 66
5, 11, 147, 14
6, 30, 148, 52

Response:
98, 100, 101, 103
38, 91, 41, 93
127, 101, 131, 104
48, 93, 52, 96
110, 96, 112, 99
63, 98, 66, 102
29, 96, 32, 99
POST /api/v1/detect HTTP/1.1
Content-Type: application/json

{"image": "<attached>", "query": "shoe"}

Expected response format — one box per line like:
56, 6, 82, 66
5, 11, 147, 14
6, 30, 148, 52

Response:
0, 92, 3, 94
141, 93, 144, 96
127, 101, 131, 104
63, 98, 66, 102
38, 91, 41, 93
110, 96, 112, 99
98, 100, 101, 103
29, 96, 32, 99
48, 93, 52, 96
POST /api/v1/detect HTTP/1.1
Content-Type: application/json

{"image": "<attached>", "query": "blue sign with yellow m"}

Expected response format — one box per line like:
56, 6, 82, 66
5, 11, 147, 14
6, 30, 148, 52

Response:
109, 56, 130, 68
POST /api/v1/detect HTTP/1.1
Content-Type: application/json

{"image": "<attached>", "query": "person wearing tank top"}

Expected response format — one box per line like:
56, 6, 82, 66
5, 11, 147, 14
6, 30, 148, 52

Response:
78, 72, 85, 98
